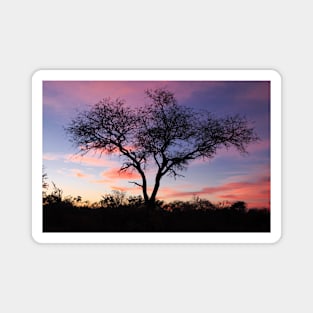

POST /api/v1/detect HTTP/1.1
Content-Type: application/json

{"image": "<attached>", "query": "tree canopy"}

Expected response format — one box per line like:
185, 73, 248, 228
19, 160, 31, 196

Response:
65, 88, 259, 207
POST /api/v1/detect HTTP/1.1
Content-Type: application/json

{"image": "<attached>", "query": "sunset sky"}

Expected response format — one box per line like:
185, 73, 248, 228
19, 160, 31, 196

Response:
43, 80, 270, 209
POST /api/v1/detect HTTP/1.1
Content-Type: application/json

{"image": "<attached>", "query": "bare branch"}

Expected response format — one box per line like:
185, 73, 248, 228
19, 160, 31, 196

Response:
128, 181, 143, 187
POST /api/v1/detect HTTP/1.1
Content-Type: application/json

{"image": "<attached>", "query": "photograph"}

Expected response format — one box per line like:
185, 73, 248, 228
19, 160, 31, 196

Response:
32, 70, 281, 243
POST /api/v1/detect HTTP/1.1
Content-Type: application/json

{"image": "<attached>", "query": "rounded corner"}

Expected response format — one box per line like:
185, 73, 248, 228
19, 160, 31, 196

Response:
270, 231, 282, 244
31, 69, 45, 82
31, 231, 44, 245
269, 69, 282, 82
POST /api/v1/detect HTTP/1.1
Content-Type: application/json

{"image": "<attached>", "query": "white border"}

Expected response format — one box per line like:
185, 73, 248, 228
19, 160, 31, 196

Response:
32, 69, 281, 244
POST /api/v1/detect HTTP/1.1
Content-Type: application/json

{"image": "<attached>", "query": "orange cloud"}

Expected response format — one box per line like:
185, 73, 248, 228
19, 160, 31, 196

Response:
73, 170, 89, 178
67, 169, 92, 179
90, 179, 111, 184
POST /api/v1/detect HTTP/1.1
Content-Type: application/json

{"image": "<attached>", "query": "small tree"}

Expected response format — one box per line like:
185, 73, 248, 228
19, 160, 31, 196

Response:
100, 190, 126, 209
66, 88, 259, 208
45, 182, 63, 204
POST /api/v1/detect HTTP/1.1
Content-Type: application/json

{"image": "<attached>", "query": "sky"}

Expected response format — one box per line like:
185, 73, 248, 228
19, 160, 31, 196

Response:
43, 80, 270, 209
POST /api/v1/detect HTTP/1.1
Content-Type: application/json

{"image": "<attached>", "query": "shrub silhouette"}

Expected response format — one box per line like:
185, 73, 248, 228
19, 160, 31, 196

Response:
230, 201, 247, 212
43, 186, 270, 233
99, 190, 127, 209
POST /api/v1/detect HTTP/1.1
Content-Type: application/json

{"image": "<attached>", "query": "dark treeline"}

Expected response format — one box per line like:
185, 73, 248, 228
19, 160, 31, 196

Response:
43, 185, 270, 232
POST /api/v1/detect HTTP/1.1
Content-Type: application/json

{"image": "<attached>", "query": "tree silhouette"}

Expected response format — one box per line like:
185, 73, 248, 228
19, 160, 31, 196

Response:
65, 88, 259, 208
100, 190, 127, 209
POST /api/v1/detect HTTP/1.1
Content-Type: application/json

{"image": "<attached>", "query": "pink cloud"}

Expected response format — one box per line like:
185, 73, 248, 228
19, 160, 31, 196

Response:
101, 168, 141, 180
188, 139, 270, 168
218, 194, 238, 199
90, 167, 142, 186
43, 153, 63, 161
158, 176, 270, 209
109, 185, 144, 193
235, 82, 270, 102
43, 81, 222, 114
246, 138, 270, 154
65, 153, 118, 168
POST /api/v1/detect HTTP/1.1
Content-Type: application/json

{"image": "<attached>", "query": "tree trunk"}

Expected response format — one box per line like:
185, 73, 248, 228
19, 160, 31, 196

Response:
141, 174, 149, 204
147, 173, 162, 208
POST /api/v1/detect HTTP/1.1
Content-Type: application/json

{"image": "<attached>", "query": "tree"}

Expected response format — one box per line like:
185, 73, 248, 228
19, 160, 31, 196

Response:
65, 88, 259, 208
100, 190, 126, 209
230, 201, 247, 212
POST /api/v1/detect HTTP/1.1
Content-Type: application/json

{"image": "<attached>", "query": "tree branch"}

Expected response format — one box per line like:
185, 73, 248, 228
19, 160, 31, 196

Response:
128, 181, 143, 187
